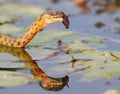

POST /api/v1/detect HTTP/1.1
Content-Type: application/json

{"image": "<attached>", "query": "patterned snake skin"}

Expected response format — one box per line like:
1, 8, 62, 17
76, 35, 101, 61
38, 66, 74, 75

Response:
0, 11, 69, 47
0, 45, 69, 91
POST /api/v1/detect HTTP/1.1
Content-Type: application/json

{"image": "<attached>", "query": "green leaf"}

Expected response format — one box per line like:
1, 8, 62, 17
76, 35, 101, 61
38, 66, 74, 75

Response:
48, 50, 120, 82
82, 38, 103, 43
0, 4, 45, 17
30, 30, 77, 45
0, 15, 14, 24
78, 51, 120, 82
82, 38, 107, 49
0, 24, 24, 34
0, 71, 34, 87
104, 89, 120, 94
65, 40, 94, 53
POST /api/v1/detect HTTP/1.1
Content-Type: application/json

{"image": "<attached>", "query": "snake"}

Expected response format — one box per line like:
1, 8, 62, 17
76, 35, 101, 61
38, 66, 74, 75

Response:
0, 11, 69, 90
0, 45, 69, 91
0, 11, 69, 47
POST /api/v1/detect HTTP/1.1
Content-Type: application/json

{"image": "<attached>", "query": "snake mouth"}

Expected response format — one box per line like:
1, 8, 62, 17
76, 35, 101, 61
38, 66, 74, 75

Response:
62, 15, 69, 29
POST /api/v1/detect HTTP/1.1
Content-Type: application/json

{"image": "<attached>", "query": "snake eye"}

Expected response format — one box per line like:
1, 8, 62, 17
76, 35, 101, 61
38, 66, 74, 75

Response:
62, 15, 69, 29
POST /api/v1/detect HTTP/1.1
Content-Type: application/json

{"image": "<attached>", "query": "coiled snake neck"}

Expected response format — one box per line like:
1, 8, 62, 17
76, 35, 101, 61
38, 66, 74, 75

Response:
0, 11, 69, 47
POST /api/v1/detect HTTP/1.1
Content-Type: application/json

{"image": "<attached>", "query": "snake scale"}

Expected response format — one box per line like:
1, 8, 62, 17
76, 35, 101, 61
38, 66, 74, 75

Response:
0, 11, 69, 47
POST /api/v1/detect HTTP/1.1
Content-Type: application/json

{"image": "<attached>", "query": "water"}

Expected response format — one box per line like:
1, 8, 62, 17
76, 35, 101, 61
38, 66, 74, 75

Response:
1, 0, 120, 94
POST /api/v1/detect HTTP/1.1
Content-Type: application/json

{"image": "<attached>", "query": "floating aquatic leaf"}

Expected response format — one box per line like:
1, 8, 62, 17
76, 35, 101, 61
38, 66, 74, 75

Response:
82, 38, 103, 43
65, 40, 94, 53
81, 50, 114, 60
0, 24, 25, 34
77, 51, 120, 82
48, 49, 120, 82
0, 71, 34, 87
82, 38, 107, 49
0, 4, 45, 17
104, 89, 120, 94
30, 30, 77, 45
0, 15, 15, 24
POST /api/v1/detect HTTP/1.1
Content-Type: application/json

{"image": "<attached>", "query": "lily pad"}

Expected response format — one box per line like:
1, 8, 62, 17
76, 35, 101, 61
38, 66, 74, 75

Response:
104, 89, 120, 94
48, 49, 120, 82
82, 38, 103, 43
0, 70, 33, 87
0, 24, 25, 34
80, 60, 120, 82
76, 51, 120, 82
81, 38, 107, 49
0, 4, 46, 17
64, 40, 95, 53
0, 15, 15, 24
30, 30, 77, 45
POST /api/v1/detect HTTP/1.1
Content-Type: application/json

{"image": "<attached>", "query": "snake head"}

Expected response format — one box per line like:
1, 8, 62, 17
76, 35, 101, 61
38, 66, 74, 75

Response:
41, 11, 69, 29
39, 75, 69, 91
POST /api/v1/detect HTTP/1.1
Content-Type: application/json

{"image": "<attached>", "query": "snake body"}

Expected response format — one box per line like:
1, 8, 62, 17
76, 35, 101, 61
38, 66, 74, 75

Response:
0, 45, 69, 91
0, 11, 69, 47
0, 11, 69, 90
